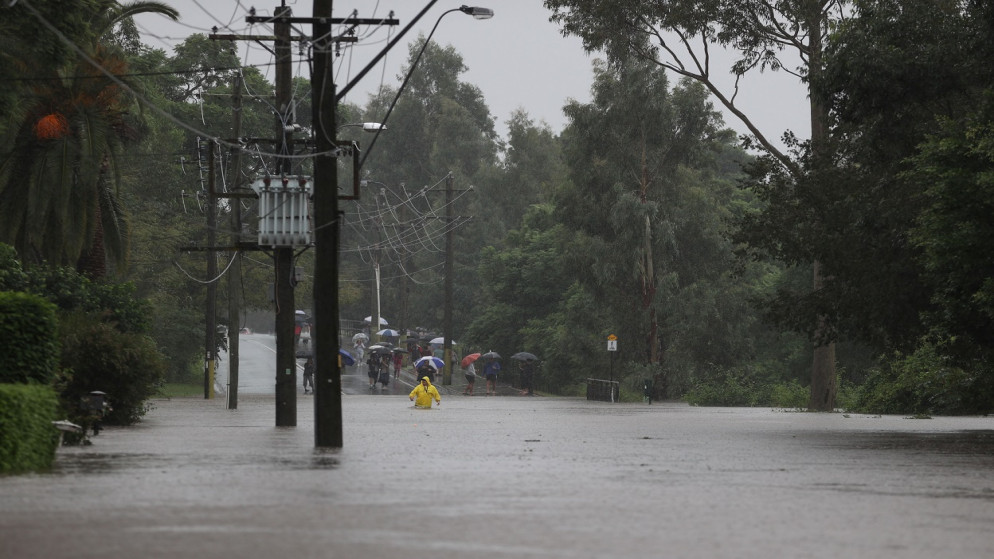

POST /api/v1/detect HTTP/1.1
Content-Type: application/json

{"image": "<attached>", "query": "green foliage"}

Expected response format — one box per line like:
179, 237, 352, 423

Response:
0, 253, 150, 334
157, 382, 203, 398
0, 291, 60, 384
467, 205, 606, 394
148, 299, 202, 383
0, 243, 167, 425
767, 380, 810, 410
0, 243, 28, 290
58, 312, 165, 426
683, 365, 818, 408
0, 1, 179, 271
758, 0, 994, 363
684, 369, 759, 407
907, 92, 994, 361
338, 37, 502, 334
847, 343, 994, 416
679, 372, 862, 409
0, 0, 104, 131
0, 384, 59, 474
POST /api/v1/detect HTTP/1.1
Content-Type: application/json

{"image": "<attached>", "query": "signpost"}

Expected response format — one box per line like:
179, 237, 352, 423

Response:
607, 334, 618, 383
586, 334, 620, 402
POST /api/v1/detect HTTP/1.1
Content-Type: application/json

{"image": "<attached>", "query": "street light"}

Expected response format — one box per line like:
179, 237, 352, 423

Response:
340, 122, 388, 132
358, 5, 493, 169
335, 122, 387, 200
459, 6, 494, 19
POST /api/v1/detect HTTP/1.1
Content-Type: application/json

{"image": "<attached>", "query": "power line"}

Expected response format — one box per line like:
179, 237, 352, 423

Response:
4, 62, 283, 82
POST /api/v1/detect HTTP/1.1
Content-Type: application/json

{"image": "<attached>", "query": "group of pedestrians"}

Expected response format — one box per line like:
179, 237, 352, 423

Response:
366, 353, 391, 389
461, 356, 533, 396
312, 331, 538, 400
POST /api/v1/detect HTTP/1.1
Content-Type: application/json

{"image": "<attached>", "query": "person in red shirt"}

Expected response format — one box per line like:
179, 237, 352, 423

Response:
393, 351, 403, 379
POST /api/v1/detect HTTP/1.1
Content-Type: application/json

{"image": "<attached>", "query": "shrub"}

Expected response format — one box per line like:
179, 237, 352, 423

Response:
847, 344, 994, 415
684, 373, 758, 407
149, 301, 202, 383
0, 291, 60, 384
767, 380, 809, 409
684, 371, 811, 409
59, 313, 166, 426
0, 244, 29, 291
0, 384, 60, 474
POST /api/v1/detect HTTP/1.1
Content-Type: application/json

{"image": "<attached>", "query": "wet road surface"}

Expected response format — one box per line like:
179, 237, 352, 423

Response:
2, 392, 994, 558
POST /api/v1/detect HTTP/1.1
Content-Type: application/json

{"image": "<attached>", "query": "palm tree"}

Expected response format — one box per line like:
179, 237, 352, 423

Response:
0, 1, 178, 276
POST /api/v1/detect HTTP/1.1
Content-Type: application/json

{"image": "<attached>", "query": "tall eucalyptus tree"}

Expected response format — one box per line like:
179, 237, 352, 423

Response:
554, 58, 750, 391
545, 0, 847, 410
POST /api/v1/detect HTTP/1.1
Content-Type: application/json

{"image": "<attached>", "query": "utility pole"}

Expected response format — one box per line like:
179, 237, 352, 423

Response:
242, 3, 425, 447
371, 188, 384, 345
273, 4, 297, 427
200, 137, 217, 399
227, 73, 244, 410
311, 0, 342, 447
442, 172, 454, 385
211, 5, 309, 424
398, 183, 411, 336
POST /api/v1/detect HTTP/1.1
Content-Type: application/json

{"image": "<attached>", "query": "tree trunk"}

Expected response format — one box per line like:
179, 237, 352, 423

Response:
806, 4, 836, 411
77, 204, 106, 279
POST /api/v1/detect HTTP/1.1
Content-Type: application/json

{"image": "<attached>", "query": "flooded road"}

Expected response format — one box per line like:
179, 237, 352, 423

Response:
2, 393, 993, 558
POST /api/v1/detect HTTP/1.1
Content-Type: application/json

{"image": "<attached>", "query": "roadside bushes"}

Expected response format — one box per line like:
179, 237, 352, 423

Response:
1, 243, 168, 430
847, 344, 994, 415
684, 373, 759, 407
0, 384, 59, 474
683, 369, 815, 409
59, 312, 165, 426
0, 291, 59, 384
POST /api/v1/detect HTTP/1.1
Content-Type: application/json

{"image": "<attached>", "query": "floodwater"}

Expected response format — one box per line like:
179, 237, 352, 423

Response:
2, 394, 994, 558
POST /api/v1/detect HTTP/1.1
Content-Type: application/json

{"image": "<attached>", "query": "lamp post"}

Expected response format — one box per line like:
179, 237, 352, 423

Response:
360, 179, 393, 345
358, 5, 493, 169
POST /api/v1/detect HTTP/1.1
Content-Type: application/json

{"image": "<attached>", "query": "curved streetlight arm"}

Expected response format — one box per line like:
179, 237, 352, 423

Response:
336, 0, 440, 102
359, 6, 492, 169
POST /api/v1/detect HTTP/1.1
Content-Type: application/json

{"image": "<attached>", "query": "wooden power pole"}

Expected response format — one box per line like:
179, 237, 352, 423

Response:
227, 73, 244, 410
311, 0, 342, 447
273, 4, 297, 427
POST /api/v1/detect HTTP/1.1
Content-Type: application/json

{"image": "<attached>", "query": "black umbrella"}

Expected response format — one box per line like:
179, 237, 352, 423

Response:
511, 352, 538, 362
481, 351, 501, 360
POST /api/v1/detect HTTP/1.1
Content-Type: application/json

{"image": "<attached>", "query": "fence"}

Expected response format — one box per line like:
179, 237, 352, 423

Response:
586, 378, 619, 402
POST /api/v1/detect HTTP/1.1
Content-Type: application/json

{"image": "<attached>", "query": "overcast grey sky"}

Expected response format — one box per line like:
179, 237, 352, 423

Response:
134, 1, 809, 147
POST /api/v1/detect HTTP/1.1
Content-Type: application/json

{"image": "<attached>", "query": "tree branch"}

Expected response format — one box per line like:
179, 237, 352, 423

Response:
628, 21, 799, 176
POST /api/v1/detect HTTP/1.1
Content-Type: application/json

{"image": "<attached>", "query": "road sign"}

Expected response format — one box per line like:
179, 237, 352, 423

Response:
607, 340, 618, 351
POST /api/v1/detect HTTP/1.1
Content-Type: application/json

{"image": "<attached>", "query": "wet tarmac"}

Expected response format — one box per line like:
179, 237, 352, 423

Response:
2, 393, 994, 558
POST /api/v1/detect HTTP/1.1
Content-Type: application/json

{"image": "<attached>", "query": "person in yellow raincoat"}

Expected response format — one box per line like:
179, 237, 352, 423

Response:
409, 376, 441, 408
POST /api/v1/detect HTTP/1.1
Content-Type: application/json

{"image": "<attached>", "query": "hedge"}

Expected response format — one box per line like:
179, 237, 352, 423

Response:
0, 384, 60, 474
0, 291, 59, 384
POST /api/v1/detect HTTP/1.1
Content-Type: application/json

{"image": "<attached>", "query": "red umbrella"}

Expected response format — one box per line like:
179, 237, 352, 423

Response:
460, 352, 482, 368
